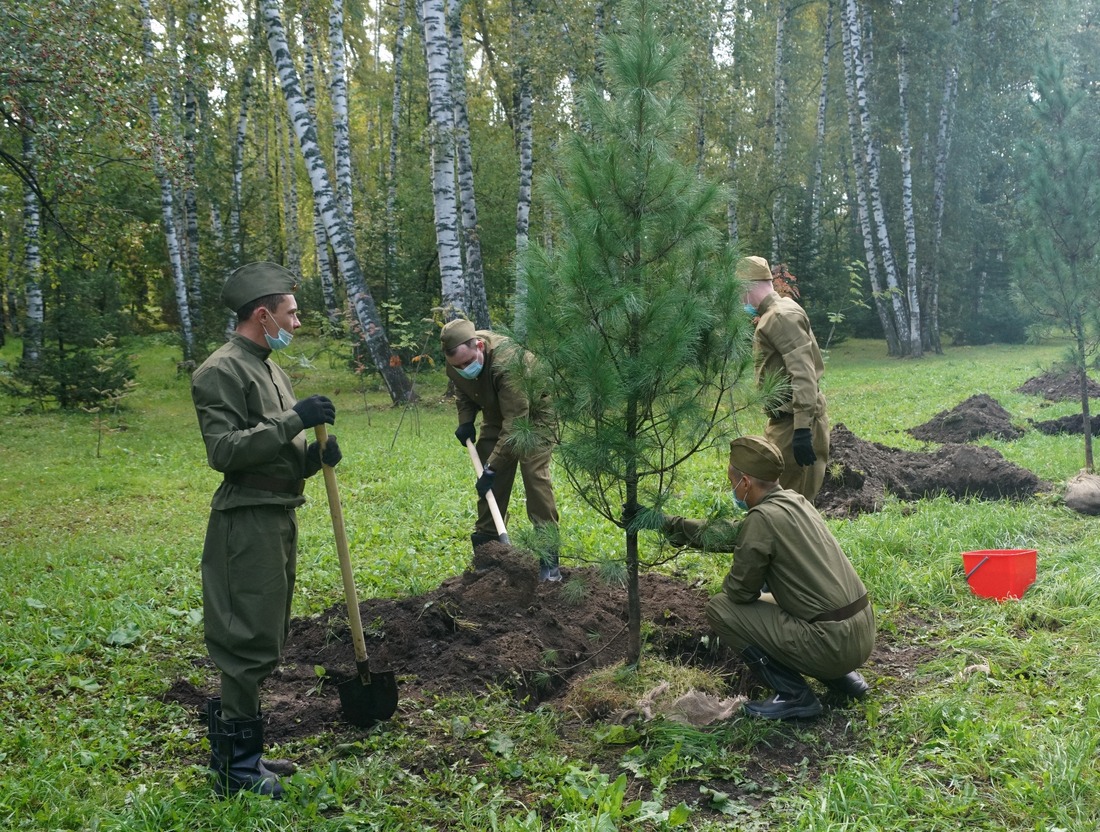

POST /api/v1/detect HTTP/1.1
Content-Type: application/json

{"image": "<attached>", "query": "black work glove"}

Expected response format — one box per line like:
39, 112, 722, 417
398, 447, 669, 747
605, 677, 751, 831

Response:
293, 394, 336, 428
475, 466, 496, 499
792, 427, 816, 467
455, 422, 477, 446
307, 435, 342, 468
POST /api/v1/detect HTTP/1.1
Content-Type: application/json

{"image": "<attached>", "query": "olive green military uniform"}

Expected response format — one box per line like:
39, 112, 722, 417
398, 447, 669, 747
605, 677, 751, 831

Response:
192, 334, 322, 720
753, 292, 829, 502
664, 488, 873, 679
446, 330, 559, 538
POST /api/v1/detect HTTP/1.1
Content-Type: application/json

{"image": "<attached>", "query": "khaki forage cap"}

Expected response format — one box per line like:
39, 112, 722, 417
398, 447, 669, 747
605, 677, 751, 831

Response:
221, 261, 299, 312
737, 255, 773, 283
441, 318, 476, 351
729, 435, 785, 481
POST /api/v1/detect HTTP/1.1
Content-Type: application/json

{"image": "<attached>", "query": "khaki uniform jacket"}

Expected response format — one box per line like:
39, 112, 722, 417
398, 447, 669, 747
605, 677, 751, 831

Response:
446, 331, 554, 470
753, 292, 825, 431
191, 334, 320, 509
664, 488, 866, 621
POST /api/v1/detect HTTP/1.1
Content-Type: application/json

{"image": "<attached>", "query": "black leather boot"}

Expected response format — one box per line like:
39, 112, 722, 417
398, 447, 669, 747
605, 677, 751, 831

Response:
208, 702, 283, 798
818, 671, 870, 701
740, 647, 822, 720
470, 531, 500, 554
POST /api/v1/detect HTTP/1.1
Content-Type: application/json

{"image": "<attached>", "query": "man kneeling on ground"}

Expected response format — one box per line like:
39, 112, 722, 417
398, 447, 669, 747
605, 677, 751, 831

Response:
638, 435, 874, 720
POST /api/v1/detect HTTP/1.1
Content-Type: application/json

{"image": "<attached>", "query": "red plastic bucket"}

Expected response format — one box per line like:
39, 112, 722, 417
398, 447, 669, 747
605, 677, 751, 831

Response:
962, 549, 1037, 601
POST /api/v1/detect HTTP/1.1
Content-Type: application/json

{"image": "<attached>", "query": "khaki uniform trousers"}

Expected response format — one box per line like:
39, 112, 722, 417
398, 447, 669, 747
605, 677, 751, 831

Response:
202, 504, 297, 720
473, 437, 559, 537
765, 404, 830, 503
705, 592, 874, 679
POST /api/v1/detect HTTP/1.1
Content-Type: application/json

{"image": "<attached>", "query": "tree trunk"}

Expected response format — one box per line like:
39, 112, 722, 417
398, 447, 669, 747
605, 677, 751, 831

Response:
771, 1, 789, 261
809, 0, 833, 261
896, 27, 922, 358
447, 0, 491, 330
20, 127, 43, 366
329, 0, 356, 256
385, 0, 407, 302
140, 0, 194, 363
840, 0, 898, 355
926, 0, 961, 355
282, 116, 303, 277
263, 0, 412, 402
512, 0, 534, 337
418, 0, 466, 320
231, 66, 252, 263
182, 5, 203, 335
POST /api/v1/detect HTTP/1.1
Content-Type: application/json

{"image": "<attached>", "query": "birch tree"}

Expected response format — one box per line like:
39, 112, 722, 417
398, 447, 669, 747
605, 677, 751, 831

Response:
329, 0, 356, 255
511, 0, 535, 337
385, 0, 407, 296
263, 0, 413, 402
895, 16, 921, 358
418, 0, 466, 320
182, 3, 203, 334
20, 128, 42, 366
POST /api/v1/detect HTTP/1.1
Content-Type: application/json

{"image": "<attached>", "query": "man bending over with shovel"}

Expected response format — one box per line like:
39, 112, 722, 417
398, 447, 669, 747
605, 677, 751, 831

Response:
634, 436, 874, 720
191, 262, 342, 797
441, 318, 562, 581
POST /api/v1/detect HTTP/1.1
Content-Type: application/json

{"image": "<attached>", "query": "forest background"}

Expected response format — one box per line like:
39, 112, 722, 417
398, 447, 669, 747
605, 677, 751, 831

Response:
2, 0, 1099, 400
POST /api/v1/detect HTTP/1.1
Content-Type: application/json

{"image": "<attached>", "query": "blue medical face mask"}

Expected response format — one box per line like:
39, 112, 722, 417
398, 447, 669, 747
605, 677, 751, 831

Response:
732, 477, 749, 511
743, 303, 758, 317
456, 359, 483, 379
262, 316, 294, 351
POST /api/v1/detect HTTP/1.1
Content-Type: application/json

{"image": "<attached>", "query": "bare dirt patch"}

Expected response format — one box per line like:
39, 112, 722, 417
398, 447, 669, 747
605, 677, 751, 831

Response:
1030, 412, 1100, 436
1017, 368, 1100, 401
817, 423, 1048, 518
907, 393, 1023, 443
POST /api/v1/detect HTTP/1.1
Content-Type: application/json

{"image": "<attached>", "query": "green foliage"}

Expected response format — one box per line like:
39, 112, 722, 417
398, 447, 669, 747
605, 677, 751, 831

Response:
519, 0, 753, 528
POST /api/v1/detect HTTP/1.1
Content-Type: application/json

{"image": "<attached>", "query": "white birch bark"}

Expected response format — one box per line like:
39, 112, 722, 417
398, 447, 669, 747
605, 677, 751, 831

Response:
447, 0, 491, 329
895, 23, 921, 358
840, 0, 898, 355
329, 0, 356, 255
386, 0, 407, 286
843, 0, 908, 352
231, 66, 252, 262
282, 116, 303, 276
140, 0, 194, 362
263, 0, 412, 402
182, 5, 203, 333
512, 0, 534, 336
21, 128, 43, 366
418, 0, 466, 320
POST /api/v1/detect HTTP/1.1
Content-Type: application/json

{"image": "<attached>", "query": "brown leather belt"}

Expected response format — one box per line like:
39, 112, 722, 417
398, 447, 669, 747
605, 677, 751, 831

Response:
810, 593, 869, 623
224, 471, 305, 496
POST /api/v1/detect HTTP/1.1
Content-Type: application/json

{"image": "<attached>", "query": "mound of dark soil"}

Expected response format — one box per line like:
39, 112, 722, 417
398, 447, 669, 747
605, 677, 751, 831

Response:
163, 543, 719, 743
907, 394, 1023, 443
1030, 412, 1100, 436
1017, 369, 1100, 401
817, 423, 1048, 518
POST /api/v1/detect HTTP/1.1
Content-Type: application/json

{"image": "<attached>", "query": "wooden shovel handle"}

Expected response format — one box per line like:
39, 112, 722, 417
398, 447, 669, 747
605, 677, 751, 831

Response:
466, 438, 510, 543
316, 425, 368, 665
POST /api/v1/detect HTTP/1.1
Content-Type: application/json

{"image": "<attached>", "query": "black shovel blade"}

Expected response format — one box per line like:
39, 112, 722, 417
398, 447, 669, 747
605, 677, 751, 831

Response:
337, 667, 399, 728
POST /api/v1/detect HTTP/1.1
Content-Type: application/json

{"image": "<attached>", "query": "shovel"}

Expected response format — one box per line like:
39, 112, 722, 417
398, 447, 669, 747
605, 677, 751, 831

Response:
466, 438, 510, 544
315, 425, 399, 728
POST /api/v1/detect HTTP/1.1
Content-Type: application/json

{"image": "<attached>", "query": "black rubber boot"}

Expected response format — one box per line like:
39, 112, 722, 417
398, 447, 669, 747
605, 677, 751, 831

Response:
470, 531, 500, 554
207, 699, 296, 778
208, 702, 284, 798
740, 647, 822, 720
539, 550, 562, 583
818, 671, 870, 701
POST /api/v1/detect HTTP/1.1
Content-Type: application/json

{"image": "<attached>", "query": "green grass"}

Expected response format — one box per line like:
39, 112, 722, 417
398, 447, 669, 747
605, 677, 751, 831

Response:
3, 335, 1100, 830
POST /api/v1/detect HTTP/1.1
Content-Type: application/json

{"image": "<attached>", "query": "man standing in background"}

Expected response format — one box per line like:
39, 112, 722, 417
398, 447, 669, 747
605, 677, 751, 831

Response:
740, 255, 829, 503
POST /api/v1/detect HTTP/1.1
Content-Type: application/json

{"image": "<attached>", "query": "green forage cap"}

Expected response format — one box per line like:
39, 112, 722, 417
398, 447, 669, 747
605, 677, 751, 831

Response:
729, 435, 785, 481
221, 262, 299, 312
441, 318, 476, 351
736, 256, 773, 282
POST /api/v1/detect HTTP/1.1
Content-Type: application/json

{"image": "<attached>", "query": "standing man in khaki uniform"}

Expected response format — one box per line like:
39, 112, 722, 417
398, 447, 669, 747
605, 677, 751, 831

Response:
191, 262, 342, 797
740, 256, 829, 503
441, 319, 561, 581
654, 436, 874, 720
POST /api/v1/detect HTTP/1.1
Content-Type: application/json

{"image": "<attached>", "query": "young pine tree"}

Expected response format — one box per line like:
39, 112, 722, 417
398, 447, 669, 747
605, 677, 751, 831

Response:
516, 0, 755, 665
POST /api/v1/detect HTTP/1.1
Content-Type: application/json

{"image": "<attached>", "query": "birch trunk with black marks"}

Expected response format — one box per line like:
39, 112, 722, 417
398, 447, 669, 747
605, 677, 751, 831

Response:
182, 5, 203, 333
329, 0, 356, 255
20, 128, 43, 366
809, 1, 833, 260
418, 0, 466, 321
447, 0, 490, 329
512, 0, 534, 337
231, 66, 251, 262
840, 0, 898, 355
263, 0, 412, 402
895, 23, 921, 358
385, 0, 407, 296
282, 116, 303, 276
771, 1, 789, 261
140, 0, 194, 362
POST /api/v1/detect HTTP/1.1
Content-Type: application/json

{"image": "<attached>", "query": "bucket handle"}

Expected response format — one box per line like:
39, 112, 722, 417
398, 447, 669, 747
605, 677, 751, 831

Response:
965, 556, 990, 580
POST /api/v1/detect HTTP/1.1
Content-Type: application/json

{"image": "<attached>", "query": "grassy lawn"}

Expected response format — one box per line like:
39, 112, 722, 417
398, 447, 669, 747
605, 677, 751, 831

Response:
2, 334, 1099, 830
